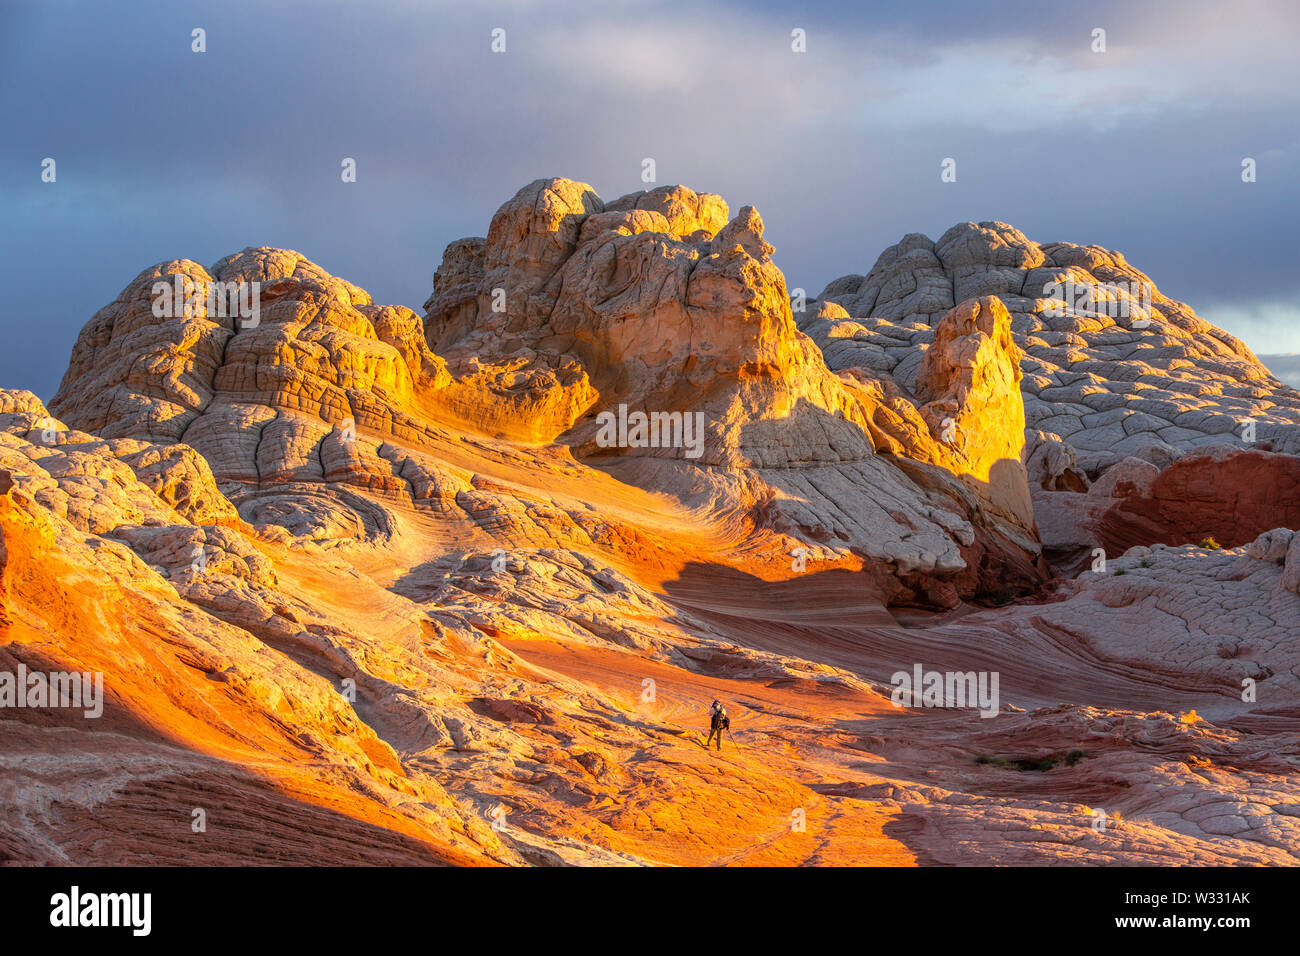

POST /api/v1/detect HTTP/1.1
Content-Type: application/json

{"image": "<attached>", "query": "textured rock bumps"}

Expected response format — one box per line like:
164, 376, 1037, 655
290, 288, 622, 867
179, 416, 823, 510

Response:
6, 181, 1300, 867
424, 179, 877, 463
811, 219, 1300, 564
813, 220, 1300, 476
47, 179, 1053, 607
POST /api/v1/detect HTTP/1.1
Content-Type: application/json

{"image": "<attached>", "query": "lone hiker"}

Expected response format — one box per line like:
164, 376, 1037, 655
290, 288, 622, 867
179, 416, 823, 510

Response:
705, 699, 730, 751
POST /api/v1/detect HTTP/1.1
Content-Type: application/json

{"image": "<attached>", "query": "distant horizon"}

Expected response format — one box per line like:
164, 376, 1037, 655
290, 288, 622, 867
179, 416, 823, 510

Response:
1255, 352, 1300, 389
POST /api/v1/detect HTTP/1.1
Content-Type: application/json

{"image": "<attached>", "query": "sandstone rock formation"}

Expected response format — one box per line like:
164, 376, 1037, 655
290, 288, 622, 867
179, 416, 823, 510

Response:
811, 219, 1300, 573
3, 186, 1299, 867
50, 180, 1053, 609
1036, 445, 1300, 567
811, 221, 1300, 476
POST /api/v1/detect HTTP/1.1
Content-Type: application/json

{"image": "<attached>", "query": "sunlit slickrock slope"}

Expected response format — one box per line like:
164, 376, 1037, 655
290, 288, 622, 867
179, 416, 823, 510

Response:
3, 181, 1299, 865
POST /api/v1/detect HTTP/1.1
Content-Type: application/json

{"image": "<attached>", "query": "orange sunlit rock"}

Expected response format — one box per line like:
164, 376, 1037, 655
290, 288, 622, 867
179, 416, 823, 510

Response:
3, 186, 1300, 865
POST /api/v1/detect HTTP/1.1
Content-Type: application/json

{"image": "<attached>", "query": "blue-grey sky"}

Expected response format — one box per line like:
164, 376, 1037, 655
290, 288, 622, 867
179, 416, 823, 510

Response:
3, 0, 1298, 400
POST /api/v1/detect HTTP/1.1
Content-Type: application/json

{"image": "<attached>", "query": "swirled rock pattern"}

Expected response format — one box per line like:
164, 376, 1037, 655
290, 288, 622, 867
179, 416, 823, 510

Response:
3, 186, 1298, 866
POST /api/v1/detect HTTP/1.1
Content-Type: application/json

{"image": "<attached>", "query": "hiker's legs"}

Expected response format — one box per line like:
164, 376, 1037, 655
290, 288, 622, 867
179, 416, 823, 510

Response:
715, 730, 723, 751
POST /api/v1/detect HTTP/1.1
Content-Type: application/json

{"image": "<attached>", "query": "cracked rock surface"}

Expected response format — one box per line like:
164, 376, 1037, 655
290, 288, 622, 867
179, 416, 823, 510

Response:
2, 185, 1297, 865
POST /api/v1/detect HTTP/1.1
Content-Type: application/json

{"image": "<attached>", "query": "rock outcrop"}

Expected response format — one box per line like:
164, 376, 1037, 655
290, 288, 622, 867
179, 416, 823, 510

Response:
812, 219, 1300, 574
1092, 447, 1300, 554
49, 180, 1052, 609
912, 296, 1035, 532
812, 221, 1300, 477
4, 185, 1299, 867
